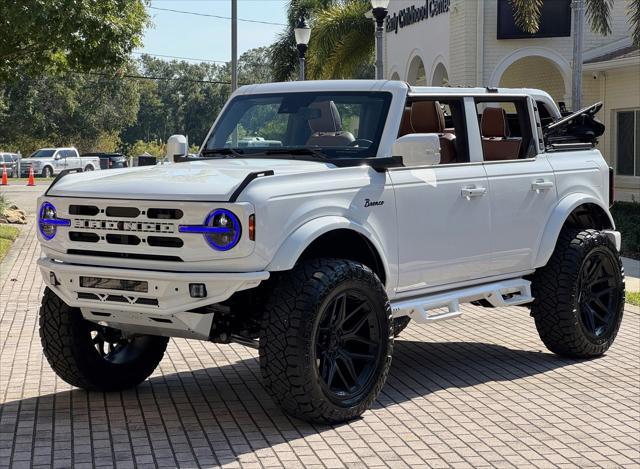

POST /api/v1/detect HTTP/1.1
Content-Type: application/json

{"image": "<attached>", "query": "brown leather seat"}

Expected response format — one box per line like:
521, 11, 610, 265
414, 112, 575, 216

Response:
480, 107, 522, 161
398, 107, 413, 136
409, 101, 457, 164
306, 101, 355, 147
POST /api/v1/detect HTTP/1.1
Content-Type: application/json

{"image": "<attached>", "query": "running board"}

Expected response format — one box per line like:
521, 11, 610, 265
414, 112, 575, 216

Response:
390, 278, 532, 323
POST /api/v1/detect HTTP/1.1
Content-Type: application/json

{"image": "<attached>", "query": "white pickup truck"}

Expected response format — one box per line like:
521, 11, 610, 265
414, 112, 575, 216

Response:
36, 81, 625, 423
21, 147, 100, 178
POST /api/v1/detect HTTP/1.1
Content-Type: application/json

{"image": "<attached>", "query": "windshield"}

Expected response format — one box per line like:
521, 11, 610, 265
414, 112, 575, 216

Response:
30, 149, 55, 158
203, 92, 392, 159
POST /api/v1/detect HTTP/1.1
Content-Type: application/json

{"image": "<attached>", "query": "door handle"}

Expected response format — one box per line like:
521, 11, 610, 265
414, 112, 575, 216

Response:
531, 179, 554, 192
461, 185, 487, 199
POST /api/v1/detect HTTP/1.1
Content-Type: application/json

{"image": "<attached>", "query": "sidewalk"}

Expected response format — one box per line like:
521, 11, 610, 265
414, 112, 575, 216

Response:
623, 256, 640, 292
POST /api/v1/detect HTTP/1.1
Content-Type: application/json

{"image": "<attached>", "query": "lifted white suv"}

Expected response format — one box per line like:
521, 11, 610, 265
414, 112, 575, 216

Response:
36, 81, 625, 423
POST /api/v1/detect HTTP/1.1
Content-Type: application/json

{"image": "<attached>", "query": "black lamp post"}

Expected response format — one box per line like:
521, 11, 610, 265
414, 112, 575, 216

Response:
371, 0, 389, 80
294, 17, 311, 81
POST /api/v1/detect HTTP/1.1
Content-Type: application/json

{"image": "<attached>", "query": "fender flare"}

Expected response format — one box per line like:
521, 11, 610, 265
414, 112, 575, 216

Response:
533, 193, 614, 268
266, 216, 390, 282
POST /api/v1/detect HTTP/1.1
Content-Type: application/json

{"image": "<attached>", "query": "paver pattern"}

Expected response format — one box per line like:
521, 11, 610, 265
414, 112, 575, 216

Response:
1, 221, 639, 468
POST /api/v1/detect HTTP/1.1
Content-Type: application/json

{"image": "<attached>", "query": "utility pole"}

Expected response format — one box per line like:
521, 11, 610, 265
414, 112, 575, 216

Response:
571, 0, 584, 110
231, 0, 238, 92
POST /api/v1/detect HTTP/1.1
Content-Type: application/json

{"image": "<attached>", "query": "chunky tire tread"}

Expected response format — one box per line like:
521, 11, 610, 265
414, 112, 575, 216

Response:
531, 229, 625, 358
39, 288, 168, 391
259, 259, 393, 424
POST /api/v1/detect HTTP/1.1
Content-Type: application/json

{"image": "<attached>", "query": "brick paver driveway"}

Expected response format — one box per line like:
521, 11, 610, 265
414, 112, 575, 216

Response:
2, 221, 639, 468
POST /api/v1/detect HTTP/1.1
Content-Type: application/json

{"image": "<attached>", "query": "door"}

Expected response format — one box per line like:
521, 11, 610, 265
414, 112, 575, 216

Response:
476, 97, 558, 275
65, 149, 81, 170
389, 165, 493, 292
52, 150, 67, 173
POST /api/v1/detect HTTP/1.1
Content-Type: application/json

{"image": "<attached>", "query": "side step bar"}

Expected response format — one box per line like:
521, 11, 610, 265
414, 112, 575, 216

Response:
390, 278, 532, 323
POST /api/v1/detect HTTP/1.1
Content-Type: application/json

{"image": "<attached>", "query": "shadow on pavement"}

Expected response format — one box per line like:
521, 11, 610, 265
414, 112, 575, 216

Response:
0, 339, 574, 466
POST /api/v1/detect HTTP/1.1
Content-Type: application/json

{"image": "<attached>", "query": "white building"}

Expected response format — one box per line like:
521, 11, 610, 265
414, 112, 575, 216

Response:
383, 0, 639, 201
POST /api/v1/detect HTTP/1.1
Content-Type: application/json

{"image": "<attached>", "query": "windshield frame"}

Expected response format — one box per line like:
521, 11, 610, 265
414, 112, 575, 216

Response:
202, 91, 394, 160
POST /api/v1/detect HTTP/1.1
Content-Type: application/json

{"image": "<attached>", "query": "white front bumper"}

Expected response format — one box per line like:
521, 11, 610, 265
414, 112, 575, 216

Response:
38, 257, 269, 338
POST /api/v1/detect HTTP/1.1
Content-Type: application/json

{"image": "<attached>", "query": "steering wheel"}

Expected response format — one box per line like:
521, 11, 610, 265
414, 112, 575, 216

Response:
348, 139, 373, 148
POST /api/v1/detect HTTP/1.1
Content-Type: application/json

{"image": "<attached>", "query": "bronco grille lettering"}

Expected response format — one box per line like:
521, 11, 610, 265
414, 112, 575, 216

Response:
72, 218, 174, 233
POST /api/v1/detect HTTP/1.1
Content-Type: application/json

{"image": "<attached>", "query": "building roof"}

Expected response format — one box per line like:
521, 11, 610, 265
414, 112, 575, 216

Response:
585, 45, 639, 64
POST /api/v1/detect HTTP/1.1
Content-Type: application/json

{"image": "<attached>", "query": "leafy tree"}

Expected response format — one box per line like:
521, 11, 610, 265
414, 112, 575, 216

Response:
0, 0, 149, 81
508, 0, 639, 46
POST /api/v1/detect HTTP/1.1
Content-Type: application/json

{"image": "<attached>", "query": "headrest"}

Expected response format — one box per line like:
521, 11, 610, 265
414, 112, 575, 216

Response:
481, 107, 510, 138
410, 101, 445, 134
308, 101, 342, 133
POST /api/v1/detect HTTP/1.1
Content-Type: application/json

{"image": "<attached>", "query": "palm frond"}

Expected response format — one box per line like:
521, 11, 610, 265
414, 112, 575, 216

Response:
270, 31, 298, 82
306, 0, 374, 79
629, 0, 640, 46
508, 0, 544, 33
585, 0, 613, 36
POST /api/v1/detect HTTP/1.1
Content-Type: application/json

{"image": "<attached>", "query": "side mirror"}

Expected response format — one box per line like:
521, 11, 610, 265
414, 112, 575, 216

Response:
166, 135, 188, 163
392, 134, 441, 167
54, 154, 61, 160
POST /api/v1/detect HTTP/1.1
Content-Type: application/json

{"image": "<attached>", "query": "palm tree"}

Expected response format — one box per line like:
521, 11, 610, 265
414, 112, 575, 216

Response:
509, 0, 639, 46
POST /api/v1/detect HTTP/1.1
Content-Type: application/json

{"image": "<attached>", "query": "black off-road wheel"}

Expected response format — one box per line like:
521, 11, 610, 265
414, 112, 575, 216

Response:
39, 288, 168, 391
531, 229, 625, 358
259, 259, 393, 424
392, 317, 412, 337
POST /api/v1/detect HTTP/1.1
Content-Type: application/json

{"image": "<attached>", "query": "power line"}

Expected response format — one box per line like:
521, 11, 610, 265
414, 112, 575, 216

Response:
132, 51, 227, 64
148, 5, 286, 26
76, 70, 235, 85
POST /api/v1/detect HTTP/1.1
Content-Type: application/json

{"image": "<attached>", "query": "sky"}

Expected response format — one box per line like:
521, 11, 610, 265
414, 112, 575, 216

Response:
140, 0, 289, 64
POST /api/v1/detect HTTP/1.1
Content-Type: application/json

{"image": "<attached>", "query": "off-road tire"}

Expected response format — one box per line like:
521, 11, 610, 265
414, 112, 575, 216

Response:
392, 317, 412, 337
259, 259, 393, 424
39, 288, 168, 391
531, 229, 625, 358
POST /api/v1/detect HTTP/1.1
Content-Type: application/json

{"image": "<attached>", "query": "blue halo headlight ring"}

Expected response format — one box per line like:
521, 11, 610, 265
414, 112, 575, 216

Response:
38, 202, 70, 240
179, 209, 241, 251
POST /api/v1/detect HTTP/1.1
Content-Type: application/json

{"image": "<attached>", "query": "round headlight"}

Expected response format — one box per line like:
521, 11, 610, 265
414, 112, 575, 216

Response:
38, 202, 70, 240
203, 209, 241, 251
39, 202, 58, 240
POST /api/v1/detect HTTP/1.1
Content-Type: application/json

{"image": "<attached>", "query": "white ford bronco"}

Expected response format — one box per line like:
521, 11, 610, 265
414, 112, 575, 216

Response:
37, 81, 625, 423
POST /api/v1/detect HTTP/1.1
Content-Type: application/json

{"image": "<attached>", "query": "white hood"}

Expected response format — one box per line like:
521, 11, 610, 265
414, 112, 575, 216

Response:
46, 158, 333, 201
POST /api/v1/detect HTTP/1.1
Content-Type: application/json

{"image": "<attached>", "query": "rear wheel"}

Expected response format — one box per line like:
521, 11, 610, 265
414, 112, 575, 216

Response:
39, 288, 168, 391
84, 165, 93, 172
531, 229, 625, 358
260, 259, 393, 423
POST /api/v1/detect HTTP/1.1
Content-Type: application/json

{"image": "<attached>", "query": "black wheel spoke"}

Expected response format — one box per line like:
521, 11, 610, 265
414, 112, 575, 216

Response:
582, 304, 597, 333
315, 289, 381, 401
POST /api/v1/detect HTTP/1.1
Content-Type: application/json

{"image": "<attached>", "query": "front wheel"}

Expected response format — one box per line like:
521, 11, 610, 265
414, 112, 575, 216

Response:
260, 259, 393, 423
39, 288, 168, 391
531, 229, 625, 358
42, 166, 52, 178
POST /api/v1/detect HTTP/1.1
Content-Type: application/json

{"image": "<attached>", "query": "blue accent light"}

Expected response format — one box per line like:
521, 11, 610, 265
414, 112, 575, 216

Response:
178, 209, 241, 251
38, 202, 70, 240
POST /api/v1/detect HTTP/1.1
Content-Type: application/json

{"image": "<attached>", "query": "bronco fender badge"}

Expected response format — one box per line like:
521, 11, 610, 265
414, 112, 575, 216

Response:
364, 198, 384, 208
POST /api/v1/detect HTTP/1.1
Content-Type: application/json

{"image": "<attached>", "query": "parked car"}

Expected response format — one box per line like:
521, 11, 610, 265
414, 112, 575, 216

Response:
35, 81, 624, 424
21, 147, 101, 177
0, 152, 20, 177
82, 152, 128, 170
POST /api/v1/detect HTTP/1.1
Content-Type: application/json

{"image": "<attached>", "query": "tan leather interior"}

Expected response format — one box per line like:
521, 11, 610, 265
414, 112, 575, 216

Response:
306, 101, 355, 147
409, 101, 457, 164
398, 107, 413, 137
480, 107, 522, 161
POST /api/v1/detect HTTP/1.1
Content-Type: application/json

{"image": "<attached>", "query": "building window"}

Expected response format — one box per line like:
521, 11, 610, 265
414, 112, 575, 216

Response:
616, 110, 640, 176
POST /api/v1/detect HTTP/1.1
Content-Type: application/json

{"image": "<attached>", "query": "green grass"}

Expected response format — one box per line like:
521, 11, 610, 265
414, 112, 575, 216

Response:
0, 224, 20, 261
627, 291, 640, 307
611, 201, 640, 260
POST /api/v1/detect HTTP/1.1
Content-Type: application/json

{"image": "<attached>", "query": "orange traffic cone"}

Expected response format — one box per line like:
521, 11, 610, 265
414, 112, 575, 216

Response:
27, 166, 35, 186
1, 164, 7, 186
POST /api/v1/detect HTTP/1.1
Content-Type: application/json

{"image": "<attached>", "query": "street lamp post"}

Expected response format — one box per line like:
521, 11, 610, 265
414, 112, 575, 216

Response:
294, 17, 311, 81
371, 0, 389, 80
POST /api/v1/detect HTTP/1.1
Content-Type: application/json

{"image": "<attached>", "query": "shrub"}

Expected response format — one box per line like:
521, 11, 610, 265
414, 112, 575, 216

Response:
611, 201, 640, 259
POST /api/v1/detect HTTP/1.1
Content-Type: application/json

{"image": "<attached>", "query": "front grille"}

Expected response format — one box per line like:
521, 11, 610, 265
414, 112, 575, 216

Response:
106, 233, 141, 245
67, 249, 183, 262
76, 292, 160, 307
